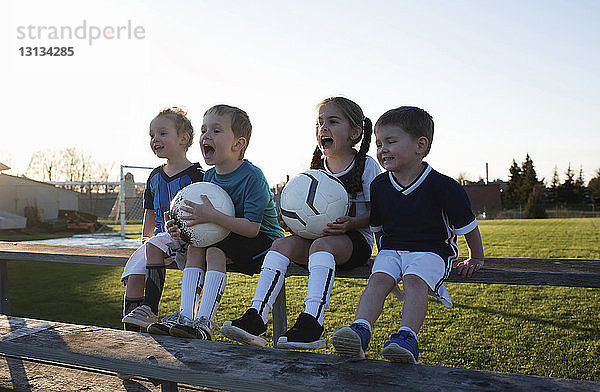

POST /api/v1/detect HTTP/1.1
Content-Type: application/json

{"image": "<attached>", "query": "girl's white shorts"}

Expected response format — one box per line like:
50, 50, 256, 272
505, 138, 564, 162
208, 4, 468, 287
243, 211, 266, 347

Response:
121, 232, 187, 284
371, 249, 453, 307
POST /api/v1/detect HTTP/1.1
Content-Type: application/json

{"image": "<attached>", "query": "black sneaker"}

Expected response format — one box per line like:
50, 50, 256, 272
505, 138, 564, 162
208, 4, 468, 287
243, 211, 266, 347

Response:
220, 308, 267, 347
276, 313, 325, 350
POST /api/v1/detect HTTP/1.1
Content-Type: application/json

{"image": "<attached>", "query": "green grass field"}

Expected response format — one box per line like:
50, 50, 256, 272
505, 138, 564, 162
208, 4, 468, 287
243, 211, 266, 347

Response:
6, 218, 600, 381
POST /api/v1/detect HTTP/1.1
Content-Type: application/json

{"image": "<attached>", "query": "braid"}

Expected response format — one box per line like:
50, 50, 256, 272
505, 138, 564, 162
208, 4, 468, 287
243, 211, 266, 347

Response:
347, 117, 373, 194
310, 146, 323, 169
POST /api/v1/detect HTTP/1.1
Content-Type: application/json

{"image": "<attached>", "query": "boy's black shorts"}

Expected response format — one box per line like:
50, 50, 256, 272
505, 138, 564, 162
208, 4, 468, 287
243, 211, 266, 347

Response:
211, 232, 276, 275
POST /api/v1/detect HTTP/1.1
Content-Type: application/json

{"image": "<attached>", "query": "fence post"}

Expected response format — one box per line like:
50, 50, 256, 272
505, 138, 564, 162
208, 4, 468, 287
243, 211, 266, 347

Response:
0, 261, 10, 315
272, 282, 287, 346
120, 165, 125, 239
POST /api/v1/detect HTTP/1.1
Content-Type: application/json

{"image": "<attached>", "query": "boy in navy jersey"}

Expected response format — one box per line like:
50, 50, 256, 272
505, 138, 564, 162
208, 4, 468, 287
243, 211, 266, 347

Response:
332, 106, 484, 363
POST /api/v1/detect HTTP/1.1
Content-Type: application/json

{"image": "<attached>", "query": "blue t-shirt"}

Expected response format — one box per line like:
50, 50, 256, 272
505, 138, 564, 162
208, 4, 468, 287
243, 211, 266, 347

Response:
144, 163, 204, 235
370, 163, 477, 261
203, 160, 284, 241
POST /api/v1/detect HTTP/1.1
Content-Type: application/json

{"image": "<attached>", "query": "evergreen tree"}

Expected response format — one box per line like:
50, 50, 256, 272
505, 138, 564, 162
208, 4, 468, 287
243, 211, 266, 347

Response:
520, 154, 542, 204
524, 185, 547, 218
574, 166, 586, 203
503, 159, 522, 208
547, 166, 560, 204
557, 163, 576, 204
576, 167, 585, 187
588, 169, 600, 204
551, 167, 560, 187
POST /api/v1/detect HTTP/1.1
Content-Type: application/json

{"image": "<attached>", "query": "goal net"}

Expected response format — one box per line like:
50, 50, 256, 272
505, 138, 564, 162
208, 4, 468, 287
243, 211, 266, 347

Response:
108, 165, 153, 238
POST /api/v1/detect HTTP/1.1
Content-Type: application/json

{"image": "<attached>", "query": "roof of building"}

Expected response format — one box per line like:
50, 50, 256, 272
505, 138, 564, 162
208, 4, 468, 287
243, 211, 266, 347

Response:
0, 172, 80, 195
0, 162, 10, 171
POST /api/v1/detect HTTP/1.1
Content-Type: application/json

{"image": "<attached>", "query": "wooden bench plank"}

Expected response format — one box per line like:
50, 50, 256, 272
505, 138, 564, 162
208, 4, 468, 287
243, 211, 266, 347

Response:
285, 262, 600, 287
0, 354, 164, 392
1, 242, 599, 287
1, 316, 598, 392
0, 242, 132, 267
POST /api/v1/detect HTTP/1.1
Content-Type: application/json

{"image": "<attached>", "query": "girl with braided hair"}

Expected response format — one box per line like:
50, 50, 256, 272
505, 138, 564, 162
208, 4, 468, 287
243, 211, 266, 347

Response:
221, 97, 380, 350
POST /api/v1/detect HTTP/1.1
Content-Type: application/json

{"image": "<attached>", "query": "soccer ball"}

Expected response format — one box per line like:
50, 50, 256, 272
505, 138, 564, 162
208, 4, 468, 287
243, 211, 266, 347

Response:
169, 182, 235, 247
279, 170, 349, 240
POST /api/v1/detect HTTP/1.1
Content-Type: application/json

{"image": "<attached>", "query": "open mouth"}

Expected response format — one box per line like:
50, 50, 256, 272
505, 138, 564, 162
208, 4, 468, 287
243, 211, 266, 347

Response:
152, 145, 164, 153
381, 156, 395, 165
320, 136, 334, 150
202, 144, 215, 159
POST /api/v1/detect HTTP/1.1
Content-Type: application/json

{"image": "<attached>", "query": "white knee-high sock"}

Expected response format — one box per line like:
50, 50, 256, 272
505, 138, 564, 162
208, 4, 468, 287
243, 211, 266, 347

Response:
304, 251, 335, 325
251, 250, 290, 323
180, 267, 205, 320
196, 270, 227, 322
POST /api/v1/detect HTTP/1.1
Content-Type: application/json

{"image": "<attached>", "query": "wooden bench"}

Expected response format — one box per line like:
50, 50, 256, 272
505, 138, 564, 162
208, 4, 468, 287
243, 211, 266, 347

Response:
1, 241, 600, 346
1, 315, 599, 392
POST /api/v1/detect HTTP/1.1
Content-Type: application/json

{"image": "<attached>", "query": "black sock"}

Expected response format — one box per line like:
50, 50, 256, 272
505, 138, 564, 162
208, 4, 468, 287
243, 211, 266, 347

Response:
123, 295, 143, 331
142, 265, 166, 315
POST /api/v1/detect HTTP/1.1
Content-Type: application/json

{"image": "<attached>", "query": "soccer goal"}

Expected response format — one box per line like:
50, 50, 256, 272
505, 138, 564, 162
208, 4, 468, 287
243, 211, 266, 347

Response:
111, 165, 153, 238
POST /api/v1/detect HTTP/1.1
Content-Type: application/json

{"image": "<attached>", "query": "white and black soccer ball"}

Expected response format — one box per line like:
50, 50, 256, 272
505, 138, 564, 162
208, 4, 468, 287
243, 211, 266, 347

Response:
279, 170, 349, 240
169, 182, 235, 247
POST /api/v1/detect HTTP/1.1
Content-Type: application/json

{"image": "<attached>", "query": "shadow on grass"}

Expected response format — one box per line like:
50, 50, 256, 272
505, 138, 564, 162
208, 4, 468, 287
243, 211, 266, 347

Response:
454, 301, 597, 335
7, 261, 125, 329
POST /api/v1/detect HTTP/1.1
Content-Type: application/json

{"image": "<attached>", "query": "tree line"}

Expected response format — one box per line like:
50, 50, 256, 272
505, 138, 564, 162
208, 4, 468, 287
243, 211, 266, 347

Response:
501, 154, 599, 218
24, 148, 115, 193
11, 148, 600, 216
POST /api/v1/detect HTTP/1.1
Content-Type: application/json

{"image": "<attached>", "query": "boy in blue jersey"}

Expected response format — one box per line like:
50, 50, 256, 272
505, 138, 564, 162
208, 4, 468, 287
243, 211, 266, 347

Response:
332, 106, 484, 363
151, 104, 284, 339
121, 108, 203, 331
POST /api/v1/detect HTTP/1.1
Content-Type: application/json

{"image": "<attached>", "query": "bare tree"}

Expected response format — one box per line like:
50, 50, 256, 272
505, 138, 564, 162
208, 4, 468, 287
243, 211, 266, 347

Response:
26, 148, 63, 181
58, 148, 95, 190
25, 148, 114, 191
456, 172, 471, 186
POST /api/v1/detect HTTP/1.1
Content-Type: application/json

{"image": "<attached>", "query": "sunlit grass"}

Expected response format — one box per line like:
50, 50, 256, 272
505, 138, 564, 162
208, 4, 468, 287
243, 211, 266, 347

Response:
461, 218, 600, 259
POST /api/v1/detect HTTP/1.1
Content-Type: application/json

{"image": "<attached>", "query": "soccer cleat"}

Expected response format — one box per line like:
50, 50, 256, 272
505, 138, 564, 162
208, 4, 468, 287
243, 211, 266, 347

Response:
169, 316, 213, 340
147, 311, 182, 335
332, 323, 371, 358
221, 308, 267, 347
121, 305, 158, 329
276, 313, 325, 350
381, 330, 419, 363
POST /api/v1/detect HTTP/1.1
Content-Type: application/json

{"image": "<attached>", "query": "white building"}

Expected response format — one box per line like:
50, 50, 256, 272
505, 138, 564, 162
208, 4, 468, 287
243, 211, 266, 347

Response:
0, 163, 78, 228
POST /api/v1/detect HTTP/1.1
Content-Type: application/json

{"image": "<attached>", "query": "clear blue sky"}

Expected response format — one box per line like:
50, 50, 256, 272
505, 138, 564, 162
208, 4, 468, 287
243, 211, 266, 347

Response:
2, 0, 599, 185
